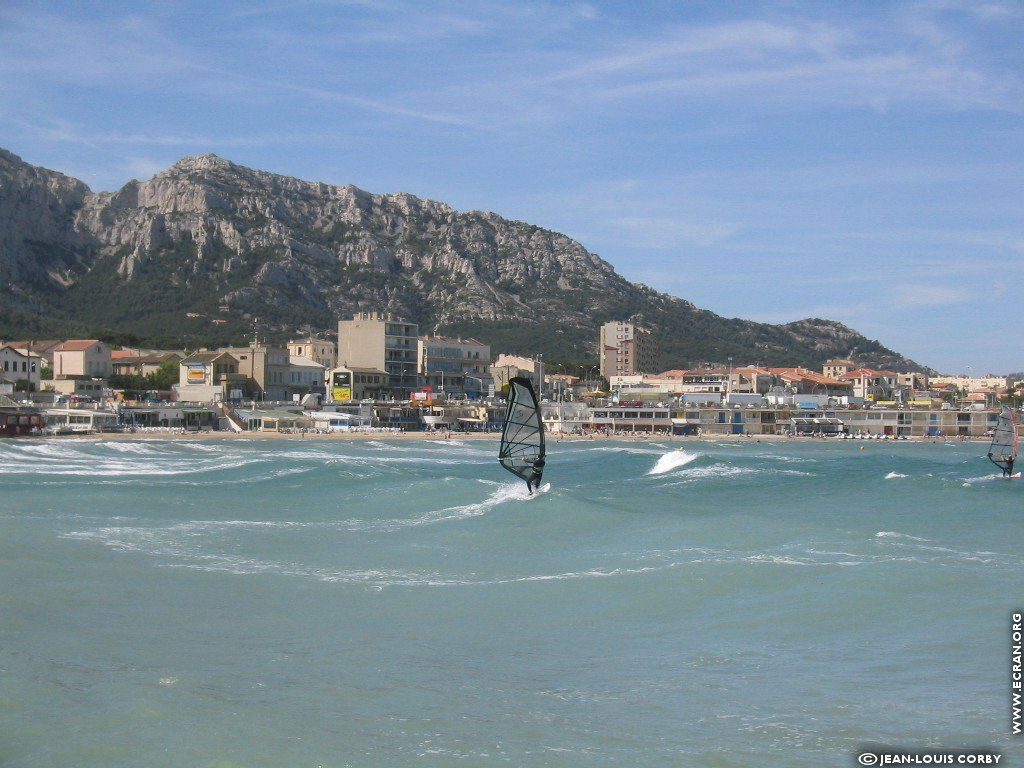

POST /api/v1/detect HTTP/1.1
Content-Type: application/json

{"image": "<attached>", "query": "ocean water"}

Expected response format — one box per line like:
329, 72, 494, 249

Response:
1, 436, 1021, 768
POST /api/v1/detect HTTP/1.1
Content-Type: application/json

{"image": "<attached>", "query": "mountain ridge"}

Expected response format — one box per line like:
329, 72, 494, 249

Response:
0, 148, 930, 373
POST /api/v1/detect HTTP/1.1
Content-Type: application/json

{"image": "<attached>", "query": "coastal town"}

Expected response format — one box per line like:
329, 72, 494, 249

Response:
0, 313, 1020, 439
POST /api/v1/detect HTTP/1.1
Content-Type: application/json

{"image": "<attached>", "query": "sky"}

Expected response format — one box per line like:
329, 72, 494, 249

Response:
0, 1, 1021, 374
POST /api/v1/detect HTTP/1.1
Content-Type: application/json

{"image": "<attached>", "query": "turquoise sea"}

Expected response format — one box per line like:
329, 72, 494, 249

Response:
1, 436, 1021, 767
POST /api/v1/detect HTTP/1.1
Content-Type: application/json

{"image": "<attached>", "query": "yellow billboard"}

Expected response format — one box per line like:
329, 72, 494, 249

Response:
331, 372, 352, 402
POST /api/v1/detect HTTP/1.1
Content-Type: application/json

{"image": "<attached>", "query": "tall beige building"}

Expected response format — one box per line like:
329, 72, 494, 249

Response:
337, 312, 419, 397
599, 321, 658, 379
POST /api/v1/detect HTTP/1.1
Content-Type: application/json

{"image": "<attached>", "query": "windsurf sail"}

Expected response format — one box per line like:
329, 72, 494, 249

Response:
988, 405, 1019, 475
498, 376, 546, 492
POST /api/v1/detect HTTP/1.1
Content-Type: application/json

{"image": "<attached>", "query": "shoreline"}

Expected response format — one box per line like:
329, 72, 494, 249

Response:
28, 430, 990, 444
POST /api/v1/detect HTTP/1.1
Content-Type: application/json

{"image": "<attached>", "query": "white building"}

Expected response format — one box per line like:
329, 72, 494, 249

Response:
288, 355, 327, 401
0, 345, 41, 391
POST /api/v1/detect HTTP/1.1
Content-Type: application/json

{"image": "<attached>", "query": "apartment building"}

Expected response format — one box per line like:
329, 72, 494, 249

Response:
599, 321, 658, 378
337, 313, 419, 398
418, 335, 491, 395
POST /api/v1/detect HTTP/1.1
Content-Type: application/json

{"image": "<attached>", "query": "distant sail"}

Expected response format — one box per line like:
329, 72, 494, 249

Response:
498, 376, 546, 491
987, 405, 1019, 474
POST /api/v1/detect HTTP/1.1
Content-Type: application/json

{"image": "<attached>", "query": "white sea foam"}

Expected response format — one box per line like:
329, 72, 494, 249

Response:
648, 450, 700, 475
885, 471, 909, 479
875, 531, 929, 541
962, 474, 998, 485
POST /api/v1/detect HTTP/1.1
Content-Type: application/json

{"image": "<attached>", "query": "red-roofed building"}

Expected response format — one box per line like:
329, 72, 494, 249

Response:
839, 368, 899, 400
53, 340, 112, 379
768, 368, 853, 396
3, 340, 63, 365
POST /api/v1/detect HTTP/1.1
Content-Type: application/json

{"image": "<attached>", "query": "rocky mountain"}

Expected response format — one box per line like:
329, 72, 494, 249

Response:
0, 148, 928, 371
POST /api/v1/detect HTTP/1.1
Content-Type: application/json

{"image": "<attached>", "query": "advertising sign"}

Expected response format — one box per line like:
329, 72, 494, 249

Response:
186, 364, 206, 384
331, 371, 352, 402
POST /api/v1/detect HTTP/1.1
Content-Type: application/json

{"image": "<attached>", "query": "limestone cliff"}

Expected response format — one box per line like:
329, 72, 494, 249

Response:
0, 149, 927, 371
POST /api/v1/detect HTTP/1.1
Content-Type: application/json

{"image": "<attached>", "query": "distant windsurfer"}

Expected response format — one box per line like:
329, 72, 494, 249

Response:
1003, 455, 1015, 478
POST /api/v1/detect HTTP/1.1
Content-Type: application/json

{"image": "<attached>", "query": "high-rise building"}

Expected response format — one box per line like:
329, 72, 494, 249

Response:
598, 321, 657, 378
337, 312, 419, 397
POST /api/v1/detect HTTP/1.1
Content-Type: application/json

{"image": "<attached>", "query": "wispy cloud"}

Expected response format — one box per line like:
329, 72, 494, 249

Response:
891, 284, 971, 307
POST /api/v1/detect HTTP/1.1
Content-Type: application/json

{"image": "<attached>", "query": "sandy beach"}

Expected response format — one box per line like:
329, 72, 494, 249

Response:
42, 429, 985, 443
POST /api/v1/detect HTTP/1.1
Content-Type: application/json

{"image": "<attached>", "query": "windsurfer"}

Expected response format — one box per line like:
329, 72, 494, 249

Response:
1005, 456, 1015, 478
529, 456, 546, 493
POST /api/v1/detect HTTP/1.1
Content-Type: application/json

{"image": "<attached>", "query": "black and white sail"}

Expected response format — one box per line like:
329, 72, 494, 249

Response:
498, 376, 546, 491
988, 405, 1019, 474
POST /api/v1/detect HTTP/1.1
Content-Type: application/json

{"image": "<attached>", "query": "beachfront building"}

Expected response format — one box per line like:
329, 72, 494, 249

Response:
0, 345, 41, 391
768, 368, 854, 398
53, 340, 112, 379
490, 354, 541, 393
111, 351, 184, 378
586, 403, 674, 434
176, 352, 243, 402
42, 407, 120, 434
218, 342, 292, 402
337, 313, 419, 398
545, 374, 580, 401
0, 395, 43, 435
839, 368, 899, 401
599, 321, 658, 379
541, 401, 590, 433
418, 335, 491, 397
288, 356, 327, 402
822, 359, 857, 379
288, 337, 336, 371
328, 366, 389, 402
930, 374, 1008, 393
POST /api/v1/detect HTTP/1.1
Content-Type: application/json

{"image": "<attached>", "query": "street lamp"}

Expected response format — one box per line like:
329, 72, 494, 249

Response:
464, 375, 483, 400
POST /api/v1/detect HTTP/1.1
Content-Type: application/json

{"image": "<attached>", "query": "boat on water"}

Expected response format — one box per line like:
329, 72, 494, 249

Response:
987, 405, 1019, 478
498, 376, 546, 493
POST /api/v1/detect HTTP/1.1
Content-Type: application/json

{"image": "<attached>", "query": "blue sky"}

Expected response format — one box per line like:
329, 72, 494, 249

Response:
1, 1, 1021, 373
